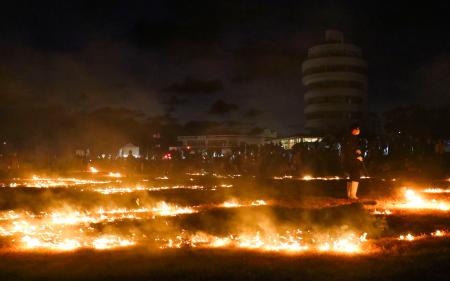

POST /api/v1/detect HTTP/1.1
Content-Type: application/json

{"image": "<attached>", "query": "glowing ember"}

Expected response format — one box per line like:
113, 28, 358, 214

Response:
212, 174, 242, 179
186, 172, 208, 176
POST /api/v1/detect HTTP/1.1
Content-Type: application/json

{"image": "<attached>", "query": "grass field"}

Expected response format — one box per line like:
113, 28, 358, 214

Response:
0, 174, 448, 281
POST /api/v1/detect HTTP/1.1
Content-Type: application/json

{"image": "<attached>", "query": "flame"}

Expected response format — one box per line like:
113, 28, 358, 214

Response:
219, 200, 266, 208
186, 172, 208, 176
151, 202, 197, 216
221, 201, 241, 208
431, 230, 446, 237
17, 176, 111, 188
369, 188, 450, 213
401, 189, 449, 211
0, 201, 198, 251
251, 200, 267, 206
89, 167, 99, 173
422, 188, 450, 193
212, 174, 241, 179
161, 230, 368, 254
399, 233, 415, 241
20, 234, 135, 251
273, 175, 347, 181
398, 230, 448, 241
93, 185, 206, 194
3, 173, 450, 255
372, 209, 392, 215
0, 215, 136, 251
92, 236, 135, 250
108, 172, 122, 178
273, 175, 293, 180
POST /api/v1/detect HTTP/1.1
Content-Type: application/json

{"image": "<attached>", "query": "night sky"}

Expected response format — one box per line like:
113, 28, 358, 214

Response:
0, 0, 449, 135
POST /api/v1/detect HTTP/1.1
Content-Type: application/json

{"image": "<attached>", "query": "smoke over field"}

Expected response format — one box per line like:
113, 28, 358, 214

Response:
0, 172, 448, 280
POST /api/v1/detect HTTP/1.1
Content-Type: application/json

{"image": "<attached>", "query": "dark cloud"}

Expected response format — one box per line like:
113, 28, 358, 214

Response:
232, 46, 303, 82
130, 19, 180, 49
183, 119, 260, 135
0, 42, 163, 115
243, 108, 263, 118
414, 54, 450, 106
0, 1, 448, 136
0, 68, 32, 105
164, 95, 188, 113
90, 107, 145, 120
165, 95, 188, 106
129, 1, 223, 52
183, 120, 222, 135
208, 99, 239, 115
163, 77, 223, 96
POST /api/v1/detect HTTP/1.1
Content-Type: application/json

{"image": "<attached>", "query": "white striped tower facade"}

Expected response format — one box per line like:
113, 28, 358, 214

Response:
302, 30, 367, 134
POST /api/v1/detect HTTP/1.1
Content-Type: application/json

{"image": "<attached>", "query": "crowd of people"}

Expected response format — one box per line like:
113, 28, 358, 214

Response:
0, 132, 449, 180
87, 133, 449, 180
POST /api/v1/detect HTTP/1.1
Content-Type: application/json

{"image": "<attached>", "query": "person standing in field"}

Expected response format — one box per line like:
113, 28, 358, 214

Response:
342, 123, 364, 199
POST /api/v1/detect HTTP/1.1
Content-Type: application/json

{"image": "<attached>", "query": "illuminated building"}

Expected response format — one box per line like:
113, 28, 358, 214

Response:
267, 135, 323, 150
118, 143, 140, 158
302, 30, 367, 134
177, 135, 269, 150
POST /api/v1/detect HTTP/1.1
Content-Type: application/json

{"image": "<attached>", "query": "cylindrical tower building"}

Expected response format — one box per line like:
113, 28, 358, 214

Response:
302, 30, 367, 134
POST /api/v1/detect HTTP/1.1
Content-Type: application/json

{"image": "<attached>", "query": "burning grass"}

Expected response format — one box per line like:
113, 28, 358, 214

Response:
368, 188, 450, 215
160, 230, 369, 254
0, 174, 448, 263
0, 175, 448, 281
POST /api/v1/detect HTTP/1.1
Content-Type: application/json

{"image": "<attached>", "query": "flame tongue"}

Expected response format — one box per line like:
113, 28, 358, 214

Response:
161, 231, 369, 254
401, 189, 449, 211
0, 201, 197, 251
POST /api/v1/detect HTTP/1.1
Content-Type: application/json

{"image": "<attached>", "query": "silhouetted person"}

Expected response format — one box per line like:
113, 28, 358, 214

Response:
342, 123, 364, 199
